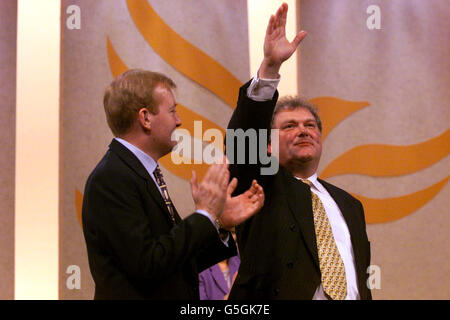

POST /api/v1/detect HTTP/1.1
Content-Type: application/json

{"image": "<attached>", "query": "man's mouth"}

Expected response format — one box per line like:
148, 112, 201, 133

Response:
294, 140, 313, 146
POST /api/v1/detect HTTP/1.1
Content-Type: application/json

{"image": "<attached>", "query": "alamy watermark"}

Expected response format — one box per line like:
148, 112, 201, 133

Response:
66, 5, 81, 30
367, 264, 381, 290
66, 265, 81, 290
366, 5, 381, 30
171, 121, 280, 175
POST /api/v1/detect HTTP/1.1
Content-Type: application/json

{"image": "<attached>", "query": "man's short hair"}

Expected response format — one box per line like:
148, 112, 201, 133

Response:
271, 96, 322, 133
103, 69, 176, 137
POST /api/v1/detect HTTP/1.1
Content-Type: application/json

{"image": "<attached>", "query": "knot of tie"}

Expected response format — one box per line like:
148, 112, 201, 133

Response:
300, 178, 313, 188
153, 165, 163, 181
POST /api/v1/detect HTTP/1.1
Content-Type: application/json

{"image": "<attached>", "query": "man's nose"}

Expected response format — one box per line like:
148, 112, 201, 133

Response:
297, 125, 309, 136
175, 115, 182, 127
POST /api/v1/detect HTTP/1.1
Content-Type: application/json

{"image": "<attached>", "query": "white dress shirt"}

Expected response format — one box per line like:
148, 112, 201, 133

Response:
299, 174, 360, 300
247, 75, 360, 300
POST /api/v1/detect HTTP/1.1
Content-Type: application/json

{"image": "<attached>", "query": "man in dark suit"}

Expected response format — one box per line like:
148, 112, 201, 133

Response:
227, 3, 371, 300
82, 69, 264, 299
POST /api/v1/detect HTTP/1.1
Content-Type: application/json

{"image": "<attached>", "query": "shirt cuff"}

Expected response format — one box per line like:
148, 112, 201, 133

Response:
246, 73, 280, 101
195, 209, 215, 225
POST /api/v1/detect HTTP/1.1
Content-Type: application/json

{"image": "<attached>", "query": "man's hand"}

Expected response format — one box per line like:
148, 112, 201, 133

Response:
190, 161, 229, 221
259, 2, 307, 79
219, 178, 264, 230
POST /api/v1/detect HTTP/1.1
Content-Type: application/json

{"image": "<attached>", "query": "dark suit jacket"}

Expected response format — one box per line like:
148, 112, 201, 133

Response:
82, 139, 237, 300
226, 81, 372, 300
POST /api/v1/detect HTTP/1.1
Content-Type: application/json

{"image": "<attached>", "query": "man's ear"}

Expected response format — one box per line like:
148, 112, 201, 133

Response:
138, 108, 152, 131
267, 142, 272, 156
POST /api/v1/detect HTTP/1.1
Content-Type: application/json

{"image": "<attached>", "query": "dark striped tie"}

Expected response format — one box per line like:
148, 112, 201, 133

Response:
153, 165, 176, 224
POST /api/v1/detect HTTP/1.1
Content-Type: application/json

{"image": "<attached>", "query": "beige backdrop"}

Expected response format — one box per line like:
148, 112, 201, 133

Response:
60, 0, 249, 299
0, 0, 17, 300
58, 0, 449, 300
299, 0, 449, 299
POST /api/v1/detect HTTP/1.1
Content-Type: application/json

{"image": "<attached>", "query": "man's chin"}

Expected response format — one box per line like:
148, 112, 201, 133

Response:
167, 145, 177, 155
279, 155, 313, 167
292, 151, 314, 162
296, 156, 313, 164
160, 143, 177, 158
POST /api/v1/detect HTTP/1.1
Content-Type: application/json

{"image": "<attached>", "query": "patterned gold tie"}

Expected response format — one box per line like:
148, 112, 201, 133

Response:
153, 165, 176, 224
301, 179, 347, 300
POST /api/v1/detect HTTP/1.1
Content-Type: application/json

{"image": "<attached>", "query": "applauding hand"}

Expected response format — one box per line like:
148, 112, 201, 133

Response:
219, 178, 264, 230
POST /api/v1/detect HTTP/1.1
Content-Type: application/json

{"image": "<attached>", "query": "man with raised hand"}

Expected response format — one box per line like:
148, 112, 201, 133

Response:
227, 3, 371, 300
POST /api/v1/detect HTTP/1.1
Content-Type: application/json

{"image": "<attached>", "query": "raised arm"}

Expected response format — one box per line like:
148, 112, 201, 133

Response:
226, 3, 307, 195
259, 2, 307, 79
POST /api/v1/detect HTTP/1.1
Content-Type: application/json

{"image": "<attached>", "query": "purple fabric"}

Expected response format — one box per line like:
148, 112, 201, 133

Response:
199, 255, 240, 300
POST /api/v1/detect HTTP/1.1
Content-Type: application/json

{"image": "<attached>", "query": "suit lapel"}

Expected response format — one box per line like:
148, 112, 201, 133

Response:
211, 265, 229, 295
318, 179, 365, 272
281, 169, 320, 269
109, 139, 176, 224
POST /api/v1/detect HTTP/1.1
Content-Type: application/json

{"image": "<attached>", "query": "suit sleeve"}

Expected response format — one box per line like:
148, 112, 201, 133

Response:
82, 167, 233, 284
196, 233, 237, 273
355, 198, 372, 300
226, 80, 278, 195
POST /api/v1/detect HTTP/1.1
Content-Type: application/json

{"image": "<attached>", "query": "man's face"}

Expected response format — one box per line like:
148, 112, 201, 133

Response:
271, 107, 322, 169
149, 84, 182, 156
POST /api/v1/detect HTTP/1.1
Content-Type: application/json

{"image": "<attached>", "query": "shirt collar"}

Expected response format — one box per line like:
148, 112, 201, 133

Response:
295, 172, 326, 194
114, 137, 158, 177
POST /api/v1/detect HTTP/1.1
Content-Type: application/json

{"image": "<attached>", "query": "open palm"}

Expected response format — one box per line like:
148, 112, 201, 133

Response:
220, 178, 264, 229
261, 3, 307, 77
